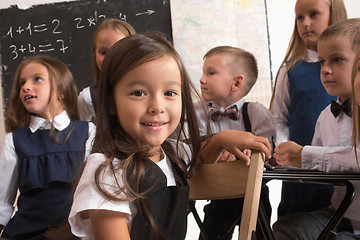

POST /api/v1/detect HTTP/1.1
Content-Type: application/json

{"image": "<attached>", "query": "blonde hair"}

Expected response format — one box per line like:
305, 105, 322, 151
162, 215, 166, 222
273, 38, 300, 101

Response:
204, 46, 258, 96
319, 18, 360, 51
92, 19, 136, 84
352, 49, 360, 169
322, 18, 360, 148
270, 0, 347, 109
6, 55, 79, 132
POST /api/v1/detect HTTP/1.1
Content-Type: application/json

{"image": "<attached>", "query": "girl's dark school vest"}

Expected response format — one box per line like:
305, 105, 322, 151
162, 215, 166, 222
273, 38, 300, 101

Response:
130, 143, 189, 240
279, 60, 335, 217
288, 60, 335, 146
3, 121, 88, 240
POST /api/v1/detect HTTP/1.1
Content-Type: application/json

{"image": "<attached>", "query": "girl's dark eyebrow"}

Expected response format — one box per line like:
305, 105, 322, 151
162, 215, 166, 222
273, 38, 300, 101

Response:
126, 79, 181, 87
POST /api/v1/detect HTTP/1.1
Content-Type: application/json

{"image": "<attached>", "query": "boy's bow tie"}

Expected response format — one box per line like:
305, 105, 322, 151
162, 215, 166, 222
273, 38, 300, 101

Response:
208, 103, 240, 121
330, 99, 351, 118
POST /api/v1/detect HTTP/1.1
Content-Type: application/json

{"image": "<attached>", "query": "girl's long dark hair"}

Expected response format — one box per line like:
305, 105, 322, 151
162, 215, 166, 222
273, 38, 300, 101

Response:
93, 33, 202, 238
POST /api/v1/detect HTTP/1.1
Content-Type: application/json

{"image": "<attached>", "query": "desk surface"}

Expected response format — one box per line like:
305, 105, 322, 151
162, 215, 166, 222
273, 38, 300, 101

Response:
263, 170, 360, 181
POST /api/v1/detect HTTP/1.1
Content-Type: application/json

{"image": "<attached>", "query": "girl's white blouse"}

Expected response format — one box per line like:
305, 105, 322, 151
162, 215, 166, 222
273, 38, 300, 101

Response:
69, 139, 191, 239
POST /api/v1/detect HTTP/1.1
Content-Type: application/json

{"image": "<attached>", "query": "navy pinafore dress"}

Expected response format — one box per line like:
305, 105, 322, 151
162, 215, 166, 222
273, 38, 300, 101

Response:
3, 121, 88, 240
278, 61, 335, 217
130, 145, 189, 240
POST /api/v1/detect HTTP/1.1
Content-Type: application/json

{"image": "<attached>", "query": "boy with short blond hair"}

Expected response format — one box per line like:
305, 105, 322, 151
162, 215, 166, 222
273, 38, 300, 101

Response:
273, 18, 360, 239
195, 46, 276, 240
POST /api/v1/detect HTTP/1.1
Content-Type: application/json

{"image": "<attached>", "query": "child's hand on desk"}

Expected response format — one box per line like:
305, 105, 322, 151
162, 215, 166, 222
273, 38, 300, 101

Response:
273, 141, 303, 168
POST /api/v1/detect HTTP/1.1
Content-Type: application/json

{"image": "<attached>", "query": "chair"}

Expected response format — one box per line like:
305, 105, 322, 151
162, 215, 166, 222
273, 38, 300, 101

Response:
188, 150, 265, 240
260, 170, 360, 240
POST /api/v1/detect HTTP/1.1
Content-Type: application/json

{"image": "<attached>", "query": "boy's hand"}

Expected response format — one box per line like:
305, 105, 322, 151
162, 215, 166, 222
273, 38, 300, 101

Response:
273, 141, 303, 168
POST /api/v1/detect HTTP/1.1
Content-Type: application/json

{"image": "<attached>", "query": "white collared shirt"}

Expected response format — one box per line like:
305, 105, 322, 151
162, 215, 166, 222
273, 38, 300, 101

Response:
69, 139, 191, 239
0, 111, 96, 226
301, 102, 360, 230
195, 98, 276, 147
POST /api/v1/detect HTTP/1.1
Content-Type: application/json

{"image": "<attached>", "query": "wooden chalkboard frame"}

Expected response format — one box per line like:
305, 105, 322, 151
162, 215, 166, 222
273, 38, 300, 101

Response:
0, 0, 172, 108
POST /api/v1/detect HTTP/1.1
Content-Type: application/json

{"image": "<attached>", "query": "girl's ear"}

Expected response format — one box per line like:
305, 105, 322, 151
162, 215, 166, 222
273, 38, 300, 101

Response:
232, 74, 245, 92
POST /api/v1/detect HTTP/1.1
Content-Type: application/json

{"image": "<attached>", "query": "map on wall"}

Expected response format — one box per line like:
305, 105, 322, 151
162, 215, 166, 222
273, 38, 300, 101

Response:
171, 0, 272, 107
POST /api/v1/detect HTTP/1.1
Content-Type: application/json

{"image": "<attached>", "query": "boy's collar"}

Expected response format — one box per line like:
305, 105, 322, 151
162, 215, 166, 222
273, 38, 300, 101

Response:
209, 98, 245, 110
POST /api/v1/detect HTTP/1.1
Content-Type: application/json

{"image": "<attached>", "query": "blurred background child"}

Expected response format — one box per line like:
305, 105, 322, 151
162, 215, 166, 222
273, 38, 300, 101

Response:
195, 46, 276, 240
0, 55, 95, 239
78, 18, 136, 122
273, 18, 360, 240
270, 0, 347, 218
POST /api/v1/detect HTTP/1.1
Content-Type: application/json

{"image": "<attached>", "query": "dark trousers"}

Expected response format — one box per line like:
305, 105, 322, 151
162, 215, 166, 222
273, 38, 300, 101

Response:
199, 186, 271, 240
278, 182, 333, 218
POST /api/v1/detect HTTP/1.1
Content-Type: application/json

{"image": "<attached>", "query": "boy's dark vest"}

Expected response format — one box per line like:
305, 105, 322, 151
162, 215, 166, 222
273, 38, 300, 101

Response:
3, 121, 88, 240
288, 60, 336, 146
130, 143, 189, 240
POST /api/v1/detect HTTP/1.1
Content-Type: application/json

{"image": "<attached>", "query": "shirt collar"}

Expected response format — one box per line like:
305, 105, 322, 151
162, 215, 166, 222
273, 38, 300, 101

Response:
29, 111, 70, 133
304, 48, 318, 63
209, 98, 245, 110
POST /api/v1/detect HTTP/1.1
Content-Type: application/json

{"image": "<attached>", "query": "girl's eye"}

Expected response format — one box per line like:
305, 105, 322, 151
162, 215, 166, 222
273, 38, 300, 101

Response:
319, 60, 325, 66
131, 90, 145, 97
296, 15, 303, 21
310, 11, 319, 17
334, 58, 344, 63
208, 71, 215, 76
34, 76, 43, 82
165, 91, 177, 97
19, 80, 26, 87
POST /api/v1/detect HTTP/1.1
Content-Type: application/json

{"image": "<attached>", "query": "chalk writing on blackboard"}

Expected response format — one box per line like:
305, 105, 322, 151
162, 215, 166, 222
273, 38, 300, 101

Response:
0, 0, 172, 109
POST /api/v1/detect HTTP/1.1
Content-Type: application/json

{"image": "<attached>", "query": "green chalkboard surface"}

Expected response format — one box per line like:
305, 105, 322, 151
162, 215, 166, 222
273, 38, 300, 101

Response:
0, 0, 172, 106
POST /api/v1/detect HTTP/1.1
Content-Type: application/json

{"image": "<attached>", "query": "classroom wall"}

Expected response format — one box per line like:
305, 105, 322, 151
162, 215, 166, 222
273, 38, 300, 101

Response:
0, 0, 360, 141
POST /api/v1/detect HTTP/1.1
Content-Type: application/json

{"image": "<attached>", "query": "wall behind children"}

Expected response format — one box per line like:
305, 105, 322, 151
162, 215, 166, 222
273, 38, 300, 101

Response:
0, 0, 359, 143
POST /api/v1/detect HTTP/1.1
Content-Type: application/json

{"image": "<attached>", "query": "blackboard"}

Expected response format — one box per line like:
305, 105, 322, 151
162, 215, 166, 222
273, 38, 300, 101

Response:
0, 0, 172, 107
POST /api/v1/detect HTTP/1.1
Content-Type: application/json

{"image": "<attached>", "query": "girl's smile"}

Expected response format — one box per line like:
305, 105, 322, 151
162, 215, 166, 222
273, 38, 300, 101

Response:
142, 121, 168, 131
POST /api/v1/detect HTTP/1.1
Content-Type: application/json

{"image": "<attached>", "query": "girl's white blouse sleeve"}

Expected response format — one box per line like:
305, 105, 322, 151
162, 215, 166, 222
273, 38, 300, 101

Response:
69, 153, 136, 239
78, 87, 96, 122
271, 64, 290, 146
0, 133, 18, 226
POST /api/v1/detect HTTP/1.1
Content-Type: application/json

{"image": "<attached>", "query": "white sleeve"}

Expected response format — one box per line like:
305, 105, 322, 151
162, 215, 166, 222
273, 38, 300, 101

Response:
248, 102, 276, 149
69, 154, 135, 238
166, 138, 192, 165
271, 65, 290, 146
194, 101, 209, 136
78, 87, 96, 122
84, 122, 96, 161
0, 133, 18, 226
302, 145, 360, 173
301, 110, 359, 173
